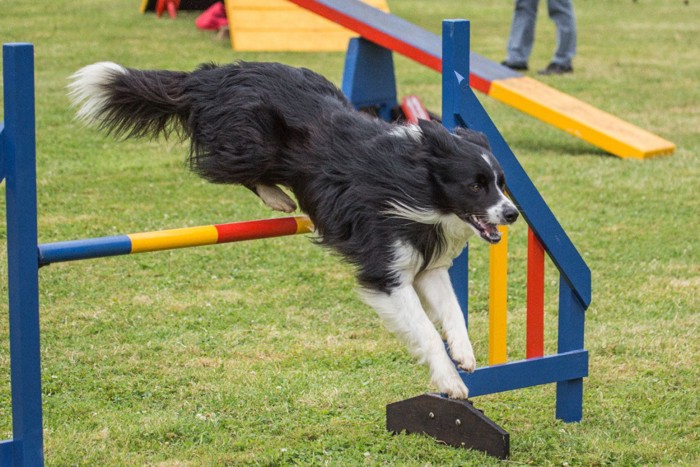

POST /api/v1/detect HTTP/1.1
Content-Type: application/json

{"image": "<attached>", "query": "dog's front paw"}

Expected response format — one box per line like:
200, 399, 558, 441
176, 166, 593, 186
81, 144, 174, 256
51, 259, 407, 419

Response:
455, 352, 476, 373
432, 369, 469, 399
255, 184, 297, 213
449, 341, 477, 373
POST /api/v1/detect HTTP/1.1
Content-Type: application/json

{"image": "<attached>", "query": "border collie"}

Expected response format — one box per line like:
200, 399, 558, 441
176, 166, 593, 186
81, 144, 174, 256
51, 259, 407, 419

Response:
68, 61, 518, 399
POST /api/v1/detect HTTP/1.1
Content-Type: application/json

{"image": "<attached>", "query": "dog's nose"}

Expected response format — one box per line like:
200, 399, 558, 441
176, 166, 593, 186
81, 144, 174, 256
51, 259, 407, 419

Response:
503, 207, 519, 224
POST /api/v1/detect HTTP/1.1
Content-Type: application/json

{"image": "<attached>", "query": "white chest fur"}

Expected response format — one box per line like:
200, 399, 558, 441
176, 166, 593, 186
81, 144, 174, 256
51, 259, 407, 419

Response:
429, 214, 473, 269
390, 213, 473, 285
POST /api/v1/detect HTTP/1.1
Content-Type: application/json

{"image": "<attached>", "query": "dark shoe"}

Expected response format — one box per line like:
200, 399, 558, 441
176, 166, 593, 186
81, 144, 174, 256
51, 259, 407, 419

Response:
538, 62, 573, 75
501, 60, 528, 71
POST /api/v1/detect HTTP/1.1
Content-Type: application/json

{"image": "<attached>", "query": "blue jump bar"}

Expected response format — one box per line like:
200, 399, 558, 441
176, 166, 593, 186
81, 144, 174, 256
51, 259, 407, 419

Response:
39, 235, 132, 266
460, 350, 589, 397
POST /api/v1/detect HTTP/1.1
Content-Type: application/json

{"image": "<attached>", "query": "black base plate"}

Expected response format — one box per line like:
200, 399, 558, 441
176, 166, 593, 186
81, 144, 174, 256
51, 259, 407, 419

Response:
386, 393, 509, 459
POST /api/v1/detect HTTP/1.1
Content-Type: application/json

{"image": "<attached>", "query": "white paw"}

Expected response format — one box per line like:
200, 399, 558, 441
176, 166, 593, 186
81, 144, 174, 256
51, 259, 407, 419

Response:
449, 340, 477, 373
431, 366, 470, 399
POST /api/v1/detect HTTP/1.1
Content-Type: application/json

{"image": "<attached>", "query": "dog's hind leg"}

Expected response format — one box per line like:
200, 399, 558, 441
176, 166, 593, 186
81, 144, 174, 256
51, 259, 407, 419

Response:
414, 267, 476, 373
251, 184, 297, 213
360, 286, 469, 399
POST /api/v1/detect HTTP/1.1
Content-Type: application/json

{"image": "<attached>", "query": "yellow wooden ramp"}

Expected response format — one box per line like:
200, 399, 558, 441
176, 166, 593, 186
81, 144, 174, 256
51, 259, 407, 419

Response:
490, 77, 675, 159
225, 0, 389, 52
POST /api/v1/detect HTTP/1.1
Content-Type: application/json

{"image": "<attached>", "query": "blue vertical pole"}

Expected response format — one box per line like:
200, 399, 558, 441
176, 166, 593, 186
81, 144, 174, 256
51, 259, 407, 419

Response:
441, 20, 471, 130
3, 43, 44, 466
555, 277, 585, 422
442, 20, 471, 323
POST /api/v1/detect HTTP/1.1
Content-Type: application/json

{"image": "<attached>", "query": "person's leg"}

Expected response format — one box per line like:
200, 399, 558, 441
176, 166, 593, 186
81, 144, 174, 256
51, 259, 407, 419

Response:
547, 0, 576, 67
504, 0, 539, 68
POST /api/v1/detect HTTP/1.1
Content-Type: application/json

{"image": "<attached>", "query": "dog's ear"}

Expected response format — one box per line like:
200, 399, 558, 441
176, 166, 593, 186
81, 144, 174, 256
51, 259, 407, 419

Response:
262, 105, 310, 148
417, 119, 458, 157
454, 127, 492, 151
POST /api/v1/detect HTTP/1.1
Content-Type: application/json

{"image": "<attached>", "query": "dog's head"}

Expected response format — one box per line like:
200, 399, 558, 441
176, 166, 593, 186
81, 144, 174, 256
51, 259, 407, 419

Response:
419, 120, 519, 244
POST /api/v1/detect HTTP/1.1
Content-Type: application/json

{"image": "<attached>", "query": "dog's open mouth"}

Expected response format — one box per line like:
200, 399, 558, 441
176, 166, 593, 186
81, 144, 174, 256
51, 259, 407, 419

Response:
465, 215, 502, 244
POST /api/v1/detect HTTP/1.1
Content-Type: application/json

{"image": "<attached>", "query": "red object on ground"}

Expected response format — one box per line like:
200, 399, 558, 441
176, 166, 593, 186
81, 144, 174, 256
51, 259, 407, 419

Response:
400, 95, 431, 124
156, 0, 181, 19
195, 2, 228, 30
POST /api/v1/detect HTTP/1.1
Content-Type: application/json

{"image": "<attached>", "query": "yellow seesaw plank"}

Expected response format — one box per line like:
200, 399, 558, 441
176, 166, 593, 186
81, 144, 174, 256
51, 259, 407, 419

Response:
225, 0, 389, 52
489, 77, 675, 159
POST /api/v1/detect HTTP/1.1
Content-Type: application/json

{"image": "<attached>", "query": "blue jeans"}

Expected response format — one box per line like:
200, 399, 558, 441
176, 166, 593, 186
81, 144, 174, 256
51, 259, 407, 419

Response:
505, 0, 576, 67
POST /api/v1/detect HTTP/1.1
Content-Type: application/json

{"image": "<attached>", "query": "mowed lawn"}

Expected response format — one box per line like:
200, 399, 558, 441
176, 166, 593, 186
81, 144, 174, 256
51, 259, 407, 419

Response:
1, 0, 698, 465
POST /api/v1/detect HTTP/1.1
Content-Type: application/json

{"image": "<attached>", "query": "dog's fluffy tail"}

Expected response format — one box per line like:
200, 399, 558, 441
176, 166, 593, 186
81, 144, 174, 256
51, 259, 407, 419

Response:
68, 62, 190, 140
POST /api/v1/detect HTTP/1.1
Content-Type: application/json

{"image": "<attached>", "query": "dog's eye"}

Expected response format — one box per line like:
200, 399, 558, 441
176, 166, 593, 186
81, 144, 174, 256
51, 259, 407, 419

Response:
469, 183, 483, 193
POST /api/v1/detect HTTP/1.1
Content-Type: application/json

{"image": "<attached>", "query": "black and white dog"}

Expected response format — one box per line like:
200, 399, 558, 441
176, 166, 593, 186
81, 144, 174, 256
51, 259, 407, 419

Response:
68, 61, 518, 398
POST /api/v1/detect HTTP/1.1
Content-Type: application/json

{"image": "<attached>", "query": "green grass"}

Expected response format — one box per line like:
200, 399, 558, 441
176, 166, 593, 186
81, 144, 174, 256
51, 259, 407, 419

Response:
1, 0, 699, 464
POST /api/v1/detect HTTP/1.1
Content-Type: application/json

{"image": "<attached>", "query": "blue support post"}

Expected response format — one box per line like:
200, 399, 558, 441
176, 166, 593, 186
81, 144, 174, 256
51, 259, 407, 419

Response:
442, 20, 472, 322
2, 43, 45, 466
441, 19, 471, 131
342, 37, 397, 121
555, 277, 586, 422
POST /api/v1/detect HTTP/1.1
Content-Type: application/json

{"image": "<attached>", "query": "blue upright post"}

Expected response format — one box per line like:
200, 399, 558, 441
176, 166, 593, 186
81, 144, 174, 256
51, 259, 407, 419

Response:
2, 43, 45, 466
555, 277, 586, 422
442, 20, 471, 322
441, 20, 471, 130
342, 37, 397, 121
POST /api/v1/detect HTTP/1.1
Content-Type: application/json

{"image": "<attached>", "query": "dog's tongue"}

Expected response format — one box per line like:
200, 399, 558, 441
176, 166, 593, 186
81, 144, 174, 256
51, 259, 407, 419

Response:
468, 216, 502, 244
480, 224, 502, 244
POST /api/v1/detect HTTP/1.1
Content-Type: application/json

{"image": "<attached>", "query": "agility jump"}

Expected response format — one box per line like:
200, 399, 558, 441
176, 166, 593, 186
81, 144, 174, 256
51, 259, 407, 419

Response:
2, 21, 589, 464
